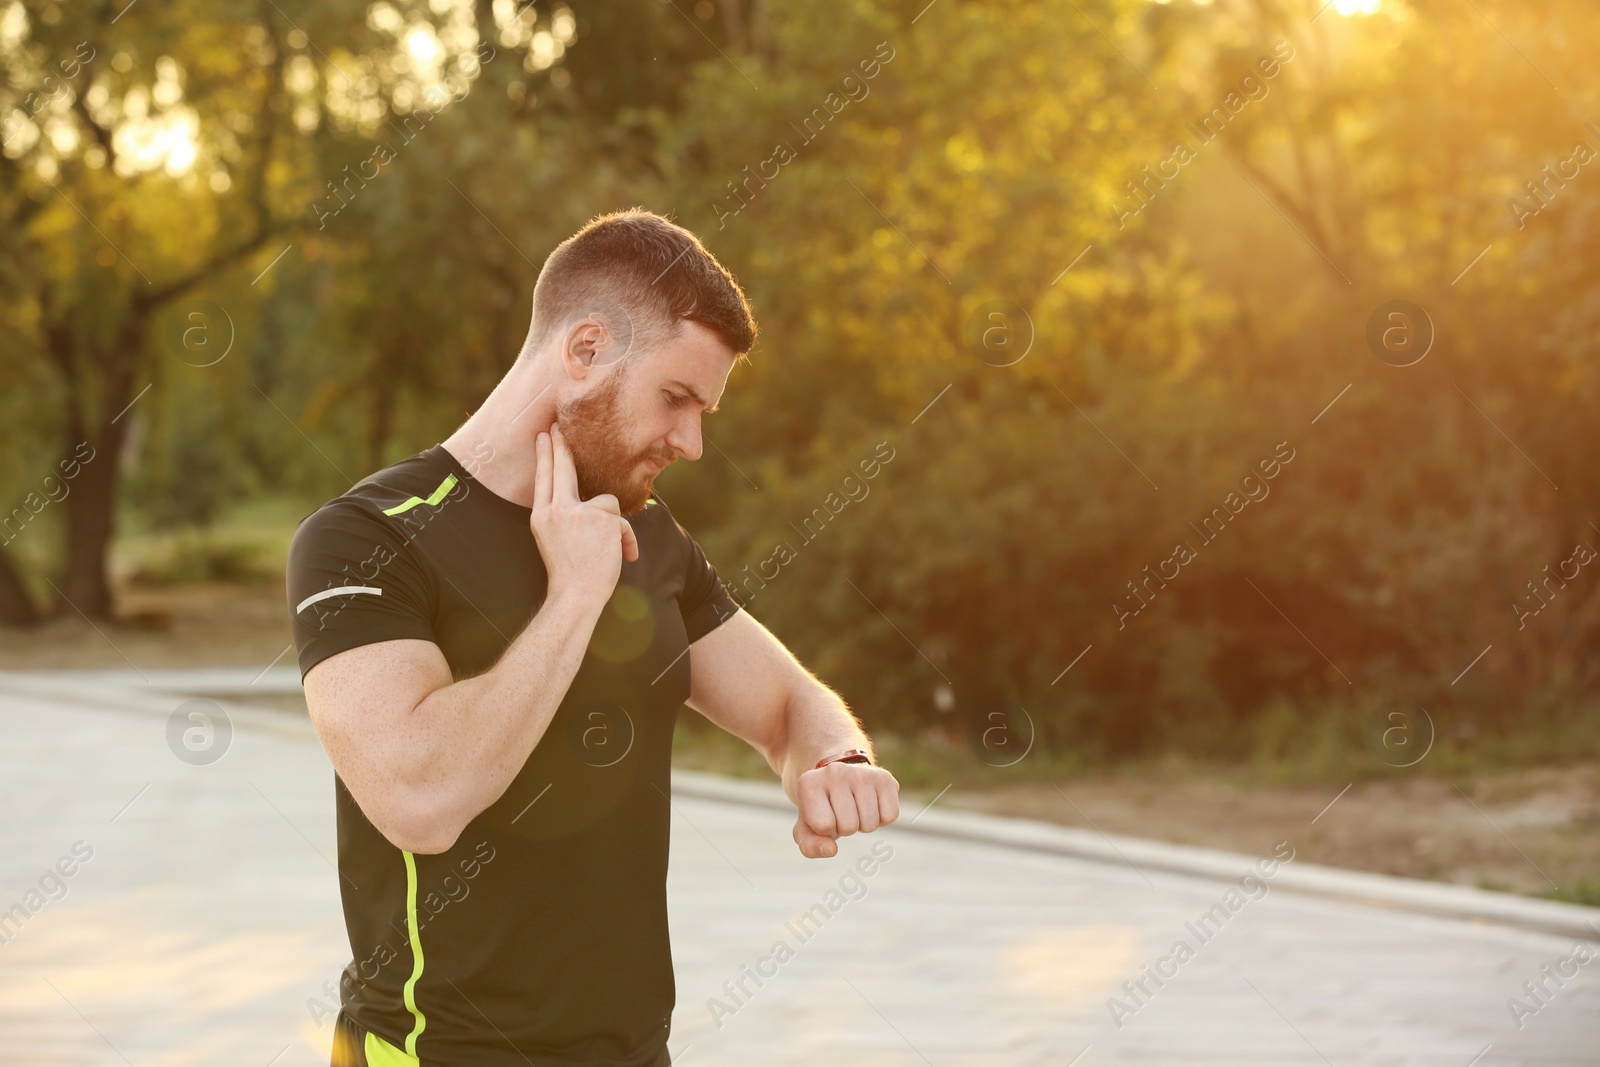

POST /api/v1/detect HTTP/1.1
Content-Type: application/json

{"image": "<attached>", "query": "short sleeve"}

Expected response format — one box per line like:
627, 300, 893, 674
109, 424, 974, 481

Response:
665, 510, 740, 644
286, 499, 437, 679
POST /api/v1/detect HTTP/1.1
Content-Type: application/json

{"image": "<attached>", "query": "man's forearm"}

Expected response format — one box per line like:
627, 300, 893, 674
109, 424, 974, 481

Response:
776, 681, 873, 805
409, 589, 605, 844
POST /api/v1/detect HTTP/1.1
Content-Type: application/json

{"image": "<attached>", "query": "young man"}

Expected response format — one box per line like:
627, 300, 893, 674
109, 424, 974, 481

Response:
286, 209, 900, 1067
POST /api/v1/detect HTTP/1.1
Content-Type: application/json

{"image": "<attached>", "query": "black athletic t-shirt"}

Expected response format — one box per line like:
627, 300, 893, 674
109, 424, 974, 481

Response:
286, 443, 740, 1067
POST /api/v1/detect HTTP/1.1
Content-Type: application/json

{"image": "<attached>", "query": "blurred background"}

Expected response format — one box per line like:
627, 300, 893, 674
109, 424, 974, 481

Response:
3, 0, 1598, 903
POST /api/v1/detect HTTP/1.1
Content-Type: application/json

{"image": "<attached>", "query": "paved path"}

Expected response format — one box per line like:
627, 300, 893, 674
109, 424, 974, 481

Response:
1, 672, 1597, 1066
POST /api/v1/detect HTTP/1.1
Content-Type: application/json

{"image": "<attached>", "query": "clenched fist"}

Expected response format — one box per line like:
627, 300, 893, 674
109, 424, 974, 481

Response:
792, 761, 901, 859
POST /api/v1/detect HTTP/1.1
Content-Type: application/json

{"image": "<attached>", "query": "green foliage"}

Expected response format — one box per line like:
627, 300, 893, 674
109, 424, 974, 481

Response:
650, 0, 1600, 762
5, 0, 1600, 766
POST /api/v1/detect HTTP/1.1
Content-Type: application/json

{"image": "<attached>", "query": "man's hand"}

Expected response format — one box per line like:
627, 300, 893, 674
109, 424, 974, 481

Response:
792, 762, 901, 859
530, 423, 639, 607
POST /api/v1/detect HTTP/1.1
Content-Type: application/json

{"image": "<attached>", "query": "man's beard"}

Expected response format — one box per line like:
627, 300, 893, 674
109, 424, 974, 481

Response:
555, 368, 668, 516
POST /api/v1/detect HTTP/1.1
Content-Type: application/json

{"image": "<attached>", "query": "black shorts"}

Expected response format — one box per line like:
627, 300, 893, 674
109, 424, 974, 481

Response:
329, 1009, 370, 1067
329, 1009, 416, 1067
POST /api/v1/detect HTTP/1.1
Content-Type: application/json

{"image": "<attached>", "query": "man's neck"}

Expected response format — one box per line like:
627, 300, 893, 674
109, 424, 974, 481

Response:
441, 366, 557, 509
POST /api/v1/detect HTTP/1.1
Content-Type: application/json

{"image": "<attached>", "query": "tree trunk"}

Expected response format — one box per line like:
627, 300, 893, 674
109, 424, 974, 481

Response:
0, 546, 41, 626
57, 425, 120, 617
54, 319, 139, 619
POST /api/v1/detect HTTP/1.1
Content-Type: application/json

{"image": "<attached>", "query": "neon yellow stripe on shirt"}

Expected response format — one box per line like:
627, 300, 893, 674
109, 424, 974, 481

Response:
401, 850, 427, 1054
382, 474, 459, 516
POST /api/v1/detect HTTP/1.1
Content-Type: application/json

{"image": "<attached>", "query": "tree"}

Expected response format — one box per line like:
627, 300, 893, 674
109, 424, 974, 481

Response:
2, 0, 308, 617
0, 0, 752, 619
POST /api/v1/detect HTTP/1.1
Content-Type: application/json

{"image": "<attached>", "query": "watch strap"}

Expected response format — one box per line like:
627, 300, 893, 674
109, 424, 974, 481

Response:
815, 747, 873, 769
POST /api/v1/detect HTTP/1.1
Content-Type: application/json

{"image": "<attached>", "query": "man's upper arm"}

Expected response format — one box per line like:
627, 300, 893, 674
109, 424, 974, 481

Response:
687, 610, 812, 760
287, 501, 451, 832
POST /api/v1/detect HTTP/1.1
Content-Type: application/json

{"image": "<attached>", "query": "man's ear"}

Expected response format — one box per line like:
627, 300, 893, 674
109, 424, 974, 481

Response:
560, 317, 608, 381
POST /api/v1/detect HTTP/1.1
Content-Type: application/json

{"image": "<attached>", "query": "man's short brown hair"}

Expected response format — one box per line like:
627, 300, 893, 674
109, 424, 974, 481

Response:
527, 208, 757, 362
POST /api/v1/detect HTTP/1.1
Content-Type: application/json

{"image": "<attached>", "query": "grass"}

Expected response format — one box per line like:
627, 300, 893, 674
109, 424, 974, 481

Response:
673, 706, 1600, 803
1546, 881, 1600, 907
671, 712, 1104, 795
115, 495, 310, 587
